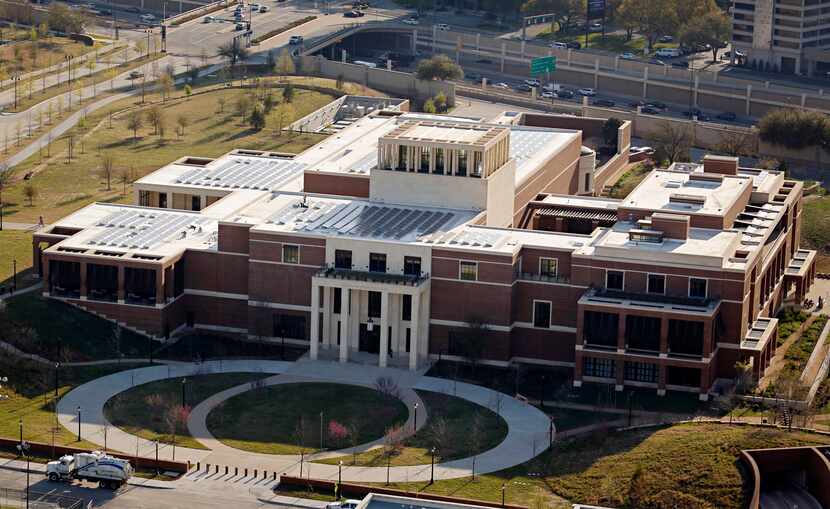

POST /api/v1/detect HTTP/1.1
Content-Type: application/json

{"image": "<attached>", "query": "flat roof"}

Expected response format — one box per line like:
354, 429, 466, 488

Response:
247, 193, 479, 244
581, 221, 742, 269
510, 127, 579, 187
49, 203, 218, 258
621, 170, 751, 217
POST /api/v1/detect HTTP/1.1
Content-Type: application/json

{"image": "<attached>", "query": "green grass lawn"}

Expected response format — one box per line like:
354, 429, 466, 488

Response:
103, 372, 270, 450
1, 82, 333, 224
0, 31, 102, 76
0, 292, 148, 362
374, 423, 830, 508
207, 382, 408, 455
607, 164, 649, 198
535, 30, 678, 55
0, 356, 148, 450
777, 308, 811, 345
0, 229, 34, 290
545, 406, 622, 431
316, 390, 508, 467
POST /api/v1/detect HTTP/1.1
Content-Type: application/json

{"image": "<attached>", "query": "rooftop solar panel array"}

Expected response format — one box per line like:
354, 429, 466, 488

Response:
509, 129, 560, 168
175, 157, 306, 190
268, 199, 460, 241
88, 209, 211, 250
424, 228, 503, 248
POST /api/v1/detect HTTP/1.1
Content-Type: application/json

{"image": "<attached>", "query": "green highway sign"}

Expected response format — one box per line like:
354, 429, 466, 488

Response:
530, 56, 556, 76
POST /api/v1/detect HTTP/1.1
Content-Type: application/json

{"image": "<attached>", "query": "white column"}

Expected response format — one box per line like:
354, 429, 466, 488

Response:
339, 289, 349, 363
322, 286, 332, 348
379, 291, 390, 368
409, 292, 420, 371
310, 283, 320, 360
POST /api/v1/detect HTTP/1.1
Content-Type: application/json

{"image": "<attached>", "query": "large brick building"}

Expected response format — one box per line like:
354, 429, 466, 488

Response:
33, 98, 816, 399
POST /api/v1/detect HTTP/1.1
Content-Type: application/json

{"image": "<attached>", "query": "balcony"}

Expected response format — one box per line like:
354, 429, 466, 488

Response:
579, 288, 720, 316
315, 264, 430, 287
516, 272, 571, 284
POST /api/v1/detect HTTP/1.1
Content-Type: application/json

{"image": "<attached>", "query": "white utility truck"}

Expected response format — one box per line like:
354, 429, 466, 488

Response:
46, 451, 133, 489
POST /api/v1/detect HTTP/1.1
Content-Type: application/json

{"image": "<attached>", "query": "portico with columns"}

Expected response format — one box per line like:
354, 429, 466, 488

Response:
309, 271, 431, 371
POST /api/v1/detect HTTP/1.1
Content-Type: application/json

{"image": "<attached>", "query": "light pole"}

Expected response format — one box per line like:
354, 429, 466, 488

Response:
337, 460, 343, 496
549, 416, 555, 447
429, 447, 436, 484
413, 402, 418, 436
12, 259, 16, 294
17, 440, 29, 509
181, 377, 187, 407
319, 411, 324, 451
54, 362, 59, 397
76, 406, 81, 441
501, 484, 506, 507
18, 417, 22, 446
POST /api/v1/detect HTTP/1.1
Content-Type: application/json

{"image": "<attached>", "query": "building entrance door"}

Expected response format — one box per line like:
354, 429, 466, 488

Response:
359, 323, 380, 354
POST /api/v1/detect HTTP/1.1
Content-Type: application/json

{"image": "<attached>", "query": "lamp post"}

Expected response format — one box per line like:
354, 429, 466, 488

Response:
501, 484, 506, 507
18, 417, 22, 446
413, 402, 418, 436
181, 377, 187, 407
549, 416, 555, 447
338, 459, 342, 486
319, 411, 324, 451
76, 406, 81, 441
429, 447, 436, 484
17, 440, 30, 509
12, 258, 16, 294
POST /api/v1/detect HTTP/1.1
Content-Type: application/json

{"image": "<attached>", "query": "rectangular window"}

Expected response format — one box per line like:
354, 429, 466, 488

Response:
333, 287, 342, 314
583, 357, 615, 378
420, 149, 430, 173
626, 315, 661, 352
457, 149, 468, 176
402, 294, 412, 321
533, 301, 551, 328
472, 152, 483, 176
624, 361, 658, 383
647, 274, 665, 294
159, 193, 168, 208
398, 145, 408, 170
334, 249, 352, 270
583, 311, 619, 348
584, 173, 591, 193
191, 196, 201, 211
282, 244, 299, 264
405, 328, 411, 353
689, 277, 707, 299
539, 258, 558, 278
459, 261, 478, 281
606, 270, 624, 291
368, 291, 381, 318
434, 148, 445, 174
139, 190, 151, 207
404, 256, 421, 276
369, 253, 387, 273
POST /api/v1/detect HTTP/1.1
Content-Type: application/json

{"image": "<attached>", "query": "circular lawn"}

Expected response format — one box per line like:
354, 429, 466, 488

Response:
206, 382, 408, 455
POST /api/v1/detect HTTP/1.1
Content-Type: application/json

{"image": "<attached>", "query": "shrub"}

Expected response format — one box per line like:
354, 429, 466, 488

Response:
759, 109, 830, 150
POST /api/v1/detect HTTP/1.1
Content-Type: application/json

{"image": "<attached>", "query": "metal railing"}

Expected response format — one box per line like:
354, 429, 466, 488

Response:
315, 264, 429, 286
516, 271, 571, 284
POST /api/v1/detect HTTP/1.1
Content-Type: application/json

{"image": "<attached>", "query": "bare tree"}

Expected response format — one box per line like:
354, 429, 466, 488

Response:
23, 182, 37, 206
176, 115, 189, 139
118, 167, 132, 196
146, 106, 164, 135
100, 153, 114, 191
427, 416, 452, 457
126, 110, 143, 141
715, 130, 756, 158
468, 412, 485, 480
347, 419, 362, 465
653, 121, 692, 164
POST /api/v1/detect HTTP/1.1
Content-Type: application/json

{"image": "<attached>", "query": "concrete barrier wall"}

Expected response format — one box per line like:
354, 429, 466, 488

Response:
300, 56, 455, 106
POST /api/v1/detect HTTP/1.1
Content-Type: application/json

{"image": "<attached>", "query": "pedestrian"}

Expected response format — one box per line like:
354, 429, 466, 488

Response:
38, 215, 44, 227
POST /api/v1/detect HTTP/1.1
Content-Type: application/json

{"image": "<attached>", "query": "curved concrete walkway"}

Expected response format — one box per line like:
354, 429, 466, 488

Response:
187, 373, 429, 462
56, 358, 552, 482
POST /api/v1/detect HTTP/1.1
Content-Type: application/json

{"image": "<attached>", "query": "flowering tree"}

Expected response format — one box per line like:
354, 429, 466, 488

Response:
328, 420, 349, 446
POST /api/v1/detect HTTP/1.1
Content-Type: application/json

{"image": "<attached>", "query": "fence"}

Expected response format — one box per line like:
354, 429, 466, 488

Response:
0, 488, 84, 509
279, 476, 527, 509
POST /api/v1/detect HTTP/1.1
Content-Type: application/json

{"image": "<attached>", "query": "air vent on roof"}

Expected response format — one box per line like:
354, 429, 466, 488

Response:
665, 180, 682, 188
629, 229, 664, 244
689, 173, 724, 183
669, 193, 705, 205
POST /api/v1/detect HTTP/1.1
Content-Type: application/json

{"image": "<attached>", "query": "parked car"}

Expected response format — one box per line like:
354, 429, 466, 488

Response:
593, 99, 615, 107
326, 501, 362, 509
588, 22, 602, 32
203, 15, 215, 22
716, 111, 737, 121
556, 89, 574, 99
289, 35, 304, 44
658, 35, 673, 43
577, 88, 596, 96
128, 70, 144, 80
435, 23, 450, 30
654, 47, 682, 58
259, 5, 269, 12
250, 3, 259, 10
402, 17, 418, 24
492, 82, 510, 89
524, 79, 541, 87
344, 10, 364, 17
645, 101, 667, 109
641, 106, 661, 115
550, 42, 568, 50
630, 146, 655, 156
515, 83, 533, 92
541, 91, 555, 99
620, 52, 636, 60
